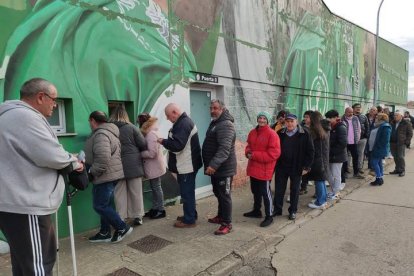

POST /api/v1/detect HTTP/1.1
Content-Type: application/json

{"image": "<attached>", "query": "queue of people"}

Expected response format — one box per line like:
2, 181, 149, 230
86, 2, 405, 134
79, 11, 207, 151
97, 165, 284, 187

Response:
1, 77, 413, 275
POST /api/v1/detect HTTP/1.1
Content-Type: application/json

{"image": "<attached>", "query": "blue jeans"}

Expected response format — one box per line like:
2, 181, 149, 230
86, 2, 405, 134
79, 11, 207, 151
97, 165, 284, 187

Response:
177, 172, 197, 224
314, 180, 327, 206
149, 177, 165, 211
92, 181, 127, 233
370, 157, 383, 178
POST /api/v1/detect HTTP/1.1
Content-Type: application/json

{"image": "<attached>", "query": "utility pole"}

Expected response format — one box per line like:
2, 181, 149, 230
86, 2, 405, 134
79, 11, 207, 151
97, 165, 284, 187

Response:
374, 0, 385, 106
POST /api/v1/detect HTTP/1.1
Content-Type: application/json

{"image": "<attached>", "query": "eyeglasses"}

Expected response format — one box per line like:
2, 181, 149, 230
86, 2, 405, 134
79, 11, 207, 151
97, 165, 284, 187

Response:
43, 93, 58, 103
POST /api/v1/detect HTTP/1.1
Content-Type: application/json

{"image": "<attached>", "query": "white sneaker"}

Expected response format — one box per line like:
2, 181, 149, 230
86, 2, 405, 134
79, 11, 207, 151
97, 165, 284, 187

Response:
339, 183, 346, 191
308, 181, 314, 186
286, 195, 290, 203
308, 202, 327, 209
325, 181, 330, 187
327, 193, 339, 201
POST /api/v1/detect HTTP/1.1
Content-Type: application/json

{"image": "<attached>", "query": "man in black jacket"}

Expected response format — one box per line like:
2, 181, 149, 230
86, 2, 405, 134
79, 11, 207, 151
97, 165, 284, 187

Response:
352, 103, 369, 174
273, 114, 314, 220
202, 99, 237, 235
325, 110, 348, 198
158, 103, 203, 228
390, 111, 413, 177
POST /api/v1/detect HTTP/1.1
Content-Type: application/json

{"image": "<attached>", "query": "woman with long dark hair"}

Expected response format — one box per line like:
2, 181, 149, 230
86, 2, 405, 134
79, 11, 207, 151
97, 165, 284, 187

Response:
307, 111, 330, 209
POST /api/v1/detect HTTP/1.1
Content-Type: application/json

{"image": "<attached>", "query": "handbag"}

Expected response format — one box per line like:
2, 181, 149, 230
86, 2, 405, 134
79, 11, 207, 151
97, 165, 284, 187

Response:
68, 168, 89, 190
59, 164, 89, 191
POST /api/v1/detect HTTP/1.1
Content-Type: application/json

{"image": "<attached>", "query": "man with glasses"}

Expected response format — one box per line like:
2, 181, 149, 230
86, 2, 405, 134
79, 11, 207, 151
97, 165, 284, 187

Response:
0, 78, 83, 276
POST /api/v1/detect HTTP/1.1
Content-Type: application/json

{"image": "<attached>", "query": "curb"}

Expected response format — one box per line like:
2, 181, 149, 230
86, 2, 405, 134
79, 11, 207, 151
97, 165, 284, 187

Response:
196, 160, 394, 275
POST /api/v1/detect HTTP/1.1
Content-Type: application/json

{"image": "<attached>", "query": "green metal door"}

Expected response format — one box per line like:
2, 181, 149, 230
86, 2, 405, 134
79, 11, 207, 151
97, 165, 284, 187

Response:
190, 89, 212, 189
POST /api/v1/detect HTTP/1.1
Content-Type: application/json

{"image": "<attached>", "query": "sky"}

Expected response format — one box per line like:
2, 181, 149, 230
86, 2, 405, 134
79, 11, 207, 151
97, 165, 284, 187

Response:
323, 0, 414, 101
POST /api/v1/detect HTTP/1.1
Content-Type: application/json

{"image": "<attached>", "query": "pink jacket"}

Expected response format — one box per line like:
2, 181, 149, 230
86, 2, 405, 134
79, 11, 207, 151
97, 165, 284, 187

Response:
141, 124, 166, 179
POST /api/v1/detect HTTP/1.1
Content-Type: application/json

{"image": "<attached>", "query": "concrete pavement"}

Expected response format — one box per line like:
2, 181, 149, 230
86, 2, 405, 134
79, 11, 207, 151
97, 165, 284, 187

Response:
271, 149, 414, 275
0, 154, 403, 276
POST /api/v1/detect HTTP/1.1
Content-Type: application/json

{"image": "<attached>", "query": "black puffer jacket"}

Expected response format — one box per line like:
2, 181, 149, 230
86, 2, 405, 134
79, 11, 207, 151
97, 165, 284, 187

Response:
329, 119, 348, 163
308, 120, 330, 181
114, 121, 147, 179
202, 109, 237, 177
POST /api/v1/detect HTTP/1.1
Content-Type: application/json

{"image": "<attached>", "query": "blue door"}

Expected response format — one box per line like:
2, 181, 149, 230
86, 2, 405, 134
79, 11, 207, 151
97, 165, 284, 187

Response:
190, 89, 212, 189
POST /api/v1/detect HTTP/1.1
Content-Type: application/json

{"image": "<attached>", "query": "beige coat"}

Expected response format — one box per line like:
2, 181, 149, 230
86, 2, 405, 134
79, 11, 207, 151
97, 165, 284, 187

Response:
141, 118, 166, 179
84, 123, 124, 184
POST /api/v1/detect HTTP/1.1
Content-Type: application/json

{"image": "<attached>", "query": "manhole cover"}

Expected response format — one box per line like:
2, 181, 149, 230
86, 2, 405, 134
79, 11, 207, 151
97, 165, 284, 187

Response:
128, 234, 172, 254
110, 267, 141, 276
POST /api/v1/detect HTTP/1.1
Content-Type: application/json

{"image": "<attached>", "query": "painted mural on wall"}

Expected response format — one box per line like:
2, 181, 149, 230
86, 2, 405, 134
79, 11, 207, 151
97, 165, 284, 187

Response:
0, 0, 408, 236
0, 0, 409, 129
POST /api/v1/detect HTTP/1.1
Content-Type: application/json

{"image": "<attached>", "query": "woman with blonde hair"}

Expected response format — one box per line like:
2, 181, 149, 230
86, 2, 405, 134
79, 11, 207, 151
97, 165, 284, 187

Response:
368, 113, 391, 186
109, 105, 147, 226
138, 113, 167, 219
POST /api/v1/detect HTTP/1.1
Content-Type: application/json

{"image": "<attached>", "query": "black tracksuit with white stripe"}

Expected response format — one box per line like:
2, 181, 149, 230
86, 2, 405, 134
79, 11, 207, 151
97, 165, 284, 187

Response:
0, 212, 56, 276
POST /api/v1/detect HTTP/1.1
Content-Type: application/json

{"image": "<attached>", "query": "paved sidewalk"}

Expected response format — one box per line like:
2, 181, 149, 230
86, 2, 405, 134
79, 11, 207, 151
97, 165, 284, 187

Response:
0, 162, 386, 276
272, 149, 414, 275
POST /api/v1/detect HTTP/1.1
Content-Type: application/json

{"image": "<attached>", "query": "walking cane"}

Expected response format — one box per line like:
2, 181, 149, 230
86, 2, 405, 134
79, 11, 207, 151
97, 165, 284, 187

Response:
55, 212, 60, 276
62, 173, 78, 276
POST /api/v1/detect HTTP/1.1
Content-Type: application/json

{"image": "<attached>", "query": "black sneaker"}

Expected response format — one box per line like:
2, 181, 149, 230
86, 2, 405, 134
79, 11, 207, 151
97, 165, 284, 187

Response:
88, 232, 111, 243
260, 216, 273, 227
272, 211, 282, 217
353, 173, 365, 179
150, 210, 166, 219
133, 217, 143, 226
111, 226, 133, 243
243, 210, 262, 218
144, 209, 155, 218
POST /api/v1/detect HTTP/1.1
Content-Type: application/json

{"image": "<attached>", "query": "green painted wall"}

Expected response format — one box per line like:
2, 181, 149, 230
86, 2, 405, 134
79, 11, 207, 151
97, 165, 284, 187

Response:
0, 0, 408, 238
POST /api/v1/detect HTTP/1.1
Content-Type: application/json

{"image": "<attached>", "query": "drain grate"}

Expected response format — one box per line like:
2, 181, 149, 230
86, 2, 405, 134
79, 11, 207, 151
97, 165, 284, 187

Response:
110, 267, 141, 276
128, 234, 173, 254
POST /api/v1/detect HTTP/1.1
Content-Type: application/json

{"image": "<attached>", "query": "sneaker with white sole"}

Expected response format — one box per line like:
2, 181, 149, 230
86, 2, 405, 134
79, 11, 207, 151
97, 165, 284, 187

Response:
133, 217, 143, 226
111, 226, 133, 243
308, 202, 327, 209
327, 193, 339, 201
327, 192, 339, 198
88, 232, 111, 243
286, 195, 290, 203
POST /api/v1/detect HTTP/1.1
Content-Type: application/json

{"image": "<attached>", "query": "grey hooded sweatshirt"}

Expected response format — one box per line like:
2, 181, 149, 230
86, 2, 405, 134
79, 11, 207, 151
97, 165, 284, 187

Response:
0, 100, 78, 215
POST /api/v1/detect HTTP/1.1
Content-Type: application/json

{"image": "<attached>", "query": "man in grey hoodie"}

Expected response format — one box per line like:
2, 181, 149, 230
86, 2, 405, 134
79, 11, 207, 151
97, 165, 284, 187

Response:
0, 78, 83, 276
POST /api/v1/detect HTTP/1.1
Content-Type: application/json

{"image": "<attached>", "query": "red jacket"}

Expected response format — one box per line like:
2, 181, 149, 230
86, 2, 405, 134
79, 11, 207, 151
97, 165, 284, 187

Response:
246, 125, 281, 180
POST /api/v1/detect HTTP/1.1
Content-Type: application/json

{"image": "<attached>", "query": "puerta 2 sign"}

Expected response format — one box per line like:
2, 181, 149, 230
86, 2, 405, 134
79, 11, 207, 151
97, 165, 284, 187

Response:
195, 73, 218, 83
